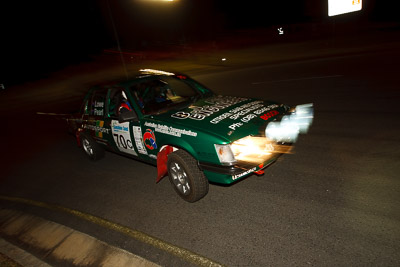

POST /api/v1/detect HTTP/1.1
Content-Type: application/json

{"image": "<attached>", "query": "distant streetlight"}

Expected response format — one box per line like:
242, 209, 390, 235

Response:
137, 0, 177, 2
328, 0, 362, 16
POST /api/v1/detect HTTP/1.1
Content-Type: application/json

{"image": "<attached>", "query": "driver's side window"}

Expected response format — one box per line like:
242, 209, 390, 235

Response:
89, 91, 106, 117
108, 88, 137, 122
108, 89, 121, 118
130, 80, 173, 115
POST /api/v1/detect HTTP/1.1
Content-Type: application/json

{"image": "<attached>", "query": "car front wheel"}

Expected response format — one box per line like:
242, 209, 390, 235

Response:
167, 150, 209, 202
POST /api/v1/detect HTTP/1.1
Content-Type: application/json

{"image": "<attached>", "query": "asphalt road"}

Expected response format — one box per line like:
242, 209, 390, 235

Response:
1, 43, 400, 266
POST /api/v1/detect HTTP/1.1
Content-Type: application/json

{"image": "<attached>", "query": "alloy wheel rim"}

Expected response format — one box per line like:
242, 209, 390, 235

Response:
83, 139, 94, 156
170, 161, 191, 195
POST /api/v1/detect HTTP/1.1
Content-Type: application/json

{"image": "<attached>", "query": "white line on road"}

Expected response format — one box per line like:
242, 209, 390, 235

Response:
252, 75, 343, 85
36, 112, 70, 116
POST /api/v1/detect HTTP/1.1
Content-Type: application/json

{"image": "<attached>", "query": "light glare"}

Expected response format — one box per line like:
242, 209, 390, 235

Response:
328, 0, 362, 16
230, 136, 291, 164
265, 103, 313, 143
137, 0, 176, 2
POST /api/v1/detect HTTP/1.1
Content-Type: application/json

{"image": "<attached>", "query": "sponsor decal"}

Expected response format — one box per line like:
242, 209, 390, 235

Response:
226, 101, 264, 120
226, 103, 280, 130
111, 121, 137, 156
241, 113, 257, 122
93, 101, 104, 116
132, 126, 147, 155
170, 95, 281, 131
253, 105, 279, 115
209, 102, 280, 129
229, 122, 243, 130
171, 96, 248, 121
143, 129, 157, 150
209, 112, 232, 124
144, 122, 197, 137
83, 121, 110, 137
260, 110, 279, 121
95, 120, 105, 138
94, 101, 104, 107
232, 167, 257, 180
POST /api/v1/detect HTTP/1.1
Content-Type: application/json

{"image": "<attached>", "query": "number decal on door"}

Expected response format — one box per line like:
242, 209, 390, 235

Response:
111, 120, 137, 156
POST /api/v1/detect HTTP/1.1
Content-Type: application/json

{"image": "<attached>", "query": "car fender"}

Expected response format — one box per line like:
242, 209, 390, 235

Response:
156, 145, 174, 183
75, 128, 84, 147
155, 140, 198, 183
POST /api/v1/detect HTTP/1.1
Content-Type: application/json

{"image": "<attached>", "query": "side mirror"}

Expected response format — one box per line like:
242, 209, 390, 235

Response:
119, 110, 138, 122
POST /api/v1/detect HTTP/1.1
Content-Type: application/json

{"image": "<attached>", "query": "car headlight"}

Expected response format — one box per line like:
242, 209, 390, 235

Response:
214, 144, 236, 165
215, 136, 284, 165
231, 136, 275, 164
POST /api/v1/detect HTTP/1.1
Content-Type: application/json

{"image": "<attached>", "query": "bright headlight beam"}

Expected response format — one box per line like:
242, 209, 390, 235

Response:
218, 136, 293, 165
265, 103, 313, 143
216, 104, 313, 165
266, 122, 300, 143
230, 136, 276, 164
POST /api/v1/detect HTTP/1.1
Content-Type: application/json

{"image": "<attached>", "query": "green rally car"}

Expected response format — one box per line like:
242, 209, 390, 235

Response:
68, 69, 313, 202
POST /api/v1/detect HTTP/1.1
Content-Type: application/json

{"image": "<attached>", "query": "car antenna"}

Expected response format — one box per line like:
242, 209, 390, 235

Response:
106, 0, 129, 80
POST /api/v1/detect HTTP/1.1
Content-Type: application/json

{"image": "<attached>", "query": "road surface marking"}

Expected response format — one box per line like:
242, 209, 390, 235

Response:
252, 74, 343, 84
36, 112, 70, 116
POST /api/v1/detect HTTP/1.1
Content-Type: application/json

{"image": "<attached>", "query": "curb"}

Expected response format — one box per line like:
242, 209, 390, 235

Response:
0, 238, 50, 267
0, 209, 160, 267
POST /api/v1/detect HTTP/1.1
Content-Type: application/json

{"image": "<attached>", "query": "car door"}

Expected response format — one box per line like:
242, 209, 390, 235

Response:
107, 87, 145, 158
83, 88, 113, 148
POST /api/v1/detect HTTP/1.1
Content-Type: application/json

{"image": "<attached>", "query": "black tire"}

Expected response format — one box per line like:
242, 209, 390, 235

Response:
167, 149, 209, 202
80, 133, 104, 161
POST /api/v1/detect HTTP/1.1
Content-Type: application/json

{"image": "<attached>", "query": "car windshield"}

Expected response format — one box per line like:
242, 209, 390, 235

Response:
130, 76, 211, 115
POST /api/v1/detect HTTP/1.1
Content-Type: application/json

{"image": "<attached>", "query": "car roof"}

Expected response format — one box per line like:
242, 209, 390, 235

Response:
89, 70, 187, 91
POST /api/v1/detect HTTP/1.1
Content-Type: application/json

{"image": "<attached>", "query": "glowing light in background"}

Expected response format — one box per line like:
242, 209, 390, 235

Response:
328, 0, 362, 16
137, 0, 177, 2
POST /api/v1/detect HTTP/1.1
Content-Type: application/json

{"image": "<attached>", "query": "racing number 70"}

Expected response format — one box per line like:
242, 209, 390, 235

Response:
113, 133, 132, 149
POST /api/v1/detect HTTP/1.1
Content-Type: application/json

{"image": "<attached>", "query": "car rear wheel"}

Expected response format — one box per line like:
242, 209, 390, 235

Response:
80, 133, 104, 161
67, 116, 77, 135
167, 150, 209, 202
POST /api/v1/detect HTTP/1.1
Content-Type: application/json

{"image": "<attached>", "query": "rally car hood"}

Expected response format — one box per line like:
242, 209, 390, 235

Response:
149, 95, 288, 142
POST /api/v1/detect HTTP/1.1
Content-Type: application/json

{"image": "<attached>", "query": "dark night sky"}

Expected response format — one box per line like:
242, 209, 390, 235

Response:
1, 0, 397, 85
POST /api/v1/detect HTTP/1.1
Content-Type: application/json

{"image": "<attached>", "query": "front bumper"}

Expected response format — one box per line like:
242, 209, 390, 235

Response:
198, 155, 280, 184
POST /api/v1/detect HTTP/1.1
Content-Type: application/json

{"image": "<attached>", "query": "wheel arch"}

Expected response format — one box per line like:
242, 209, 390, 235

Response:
166, 149, 209, 202
155, 140, 199, 183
